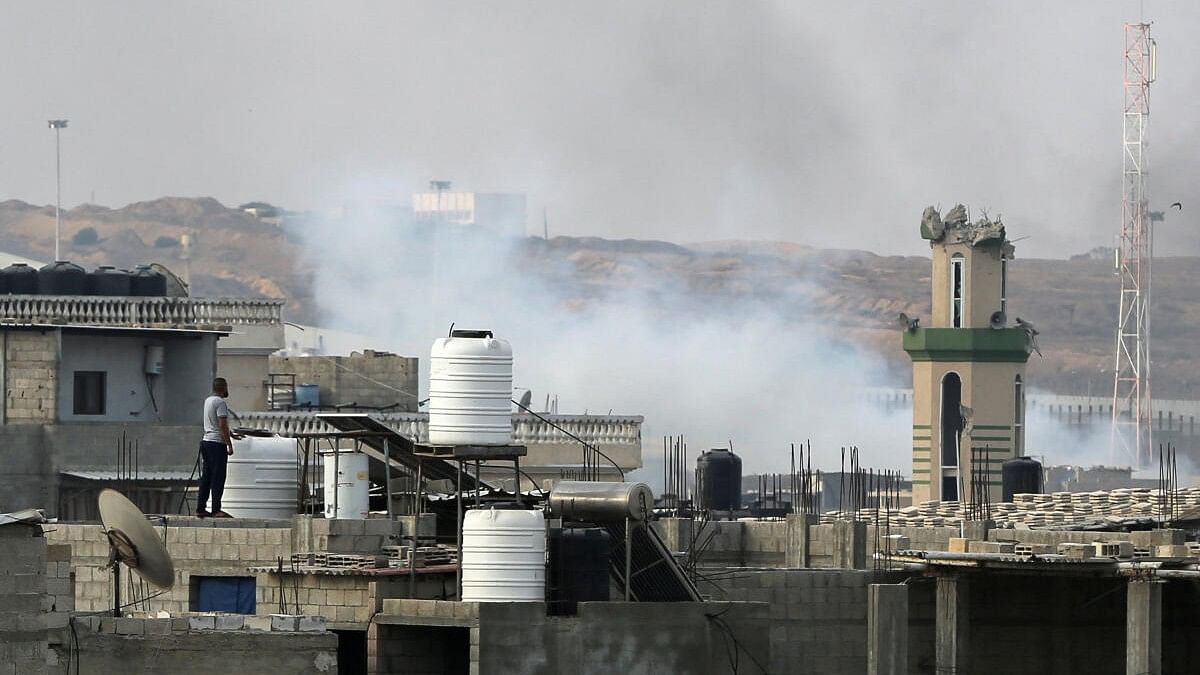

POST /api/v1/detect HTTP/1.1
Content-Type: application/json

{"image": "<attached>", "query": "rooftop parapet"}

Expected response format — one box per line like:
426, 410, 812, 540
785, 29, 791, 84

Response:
0, 294, 283, 329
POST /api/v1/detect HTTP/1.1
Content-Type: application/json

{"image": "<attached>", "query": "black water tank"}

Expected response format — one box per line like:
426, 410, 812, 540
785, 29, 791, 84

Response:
547, 527, 610, 615
37, 261, 86, 295
130, 265, 167, 296
1002, 456, 1044, 502
697, 448, 743, 512
86, 265, 132, 296
1, 263, 38, 294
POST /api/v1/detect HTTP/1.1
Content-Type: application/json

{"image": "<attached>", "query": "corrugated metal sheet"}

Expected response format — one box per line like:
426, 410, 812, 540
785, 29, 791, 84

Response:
61, 470, 194, 482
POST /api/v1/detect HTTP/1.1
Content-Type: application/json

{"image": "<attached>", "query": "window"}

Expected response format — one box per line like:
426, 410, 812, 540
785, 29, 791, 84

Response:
941, 372, 963, 467
1000, 256, 1008, 317
941, 475, 959, 502
950, 255, 965, 327
72, 371, 106, 415
191, 576, 256, 614
1014, 375, 1024, 456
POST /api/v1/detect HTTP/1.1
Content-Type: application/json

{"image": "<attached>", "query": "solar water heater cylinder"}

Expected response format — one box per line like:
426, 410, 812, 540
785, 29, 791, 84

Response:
548, 481, 654, 523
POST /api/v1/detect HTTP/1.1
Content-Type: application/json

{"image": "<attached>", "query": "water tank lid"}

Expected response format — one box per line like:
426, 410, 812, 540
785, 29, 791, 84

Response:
450, 329, 494, 338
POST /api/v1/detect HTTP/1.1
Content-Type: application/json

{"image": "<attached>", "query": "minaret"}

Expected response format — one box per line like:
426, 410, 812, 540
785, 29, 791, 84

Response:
904, 205, 1033, 504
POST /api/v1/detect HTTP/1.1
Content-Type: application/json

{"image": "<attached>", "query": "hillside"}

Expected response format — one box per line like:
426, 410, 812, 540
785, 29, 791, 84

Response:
0, 197, 1195, 397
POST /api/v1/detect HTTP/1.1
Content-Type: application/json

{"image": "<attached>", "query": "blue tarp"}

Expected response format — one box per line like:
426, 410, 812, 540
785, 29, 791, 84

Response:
194, 576, 256, 614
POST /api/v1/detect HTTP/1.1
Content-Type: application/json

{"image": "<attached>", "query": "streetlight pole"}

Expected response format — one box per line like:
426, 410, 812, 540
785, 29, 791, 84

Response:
48, 119, 68, 261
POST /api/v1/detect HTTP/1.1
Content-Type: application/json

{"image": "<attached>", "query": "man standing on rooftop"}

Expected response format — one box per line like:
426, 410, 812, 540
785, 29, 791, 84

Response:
197, 377, 241, 518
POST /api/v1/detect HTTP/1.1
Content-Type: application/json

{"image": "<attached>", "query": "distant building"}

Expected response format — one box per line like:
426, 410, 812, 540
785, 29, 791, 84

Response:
904, 205, 1032, 503
411, 186, 526, 237
0, 292, 284, 514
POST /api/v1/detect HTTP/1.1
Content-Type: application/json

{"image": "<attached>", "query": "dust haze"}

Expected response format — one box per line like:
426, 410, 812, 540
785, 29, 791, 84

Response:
3, 2, 1200, 257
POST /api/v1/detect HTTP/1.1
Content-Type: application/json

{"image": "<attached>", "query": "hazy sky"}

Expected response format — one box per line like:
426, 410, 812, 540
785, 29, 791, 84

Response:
2, 1, 1197, 257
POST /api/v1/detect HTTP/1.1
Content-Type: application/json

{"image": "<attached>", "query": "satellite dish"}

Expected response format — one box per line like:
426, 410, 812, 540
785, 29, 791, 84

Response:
989, 310, 1006, 330
98, 489, 176, 615
518, 389, 533, 409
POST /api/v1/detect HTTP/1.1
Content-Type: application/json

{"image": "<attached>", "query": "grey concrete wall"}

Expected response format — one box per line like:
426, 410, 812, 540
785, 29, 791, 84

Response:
218, 352, 269, 412
59, 616, 338, 675
0, 523, 48, 675
0, 421, 201, 516
56, 332, 215, 425
708, 569, 907, 675
269, 351, 419, 411
478, 601, 766, 675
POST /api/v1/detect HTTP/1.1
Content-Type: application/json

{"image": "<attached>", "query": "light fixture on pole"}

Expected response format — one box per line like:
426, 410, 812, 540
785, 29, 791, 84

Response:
47, 119, 68, 261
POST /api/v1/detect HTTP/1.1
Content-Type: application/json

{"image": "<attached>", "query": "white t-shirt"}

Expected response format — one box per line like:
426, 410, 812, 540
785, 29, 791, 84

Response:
203, 395, 230, 443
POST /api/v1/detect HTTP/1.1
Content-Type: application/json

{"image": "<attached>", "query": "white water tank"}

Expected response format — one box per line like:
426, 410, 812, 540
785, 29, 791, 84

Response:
322, 450, 370, 519
461, 507, 546, 602
428, 330, 514, 446
222, 436, 299, 519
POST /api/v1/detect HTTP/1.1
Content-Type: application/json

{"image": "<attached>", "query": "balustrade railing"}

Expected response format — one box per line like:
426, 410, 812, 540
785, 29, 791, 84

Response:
236, 411, 643, 449
0, 295, 282, 327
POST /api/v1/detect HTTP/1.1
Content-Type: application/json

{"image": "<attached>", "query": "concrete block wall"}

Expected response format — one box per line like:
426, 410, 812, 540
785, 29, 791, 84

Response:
4, 329, 59, 423
43, 545, 74, 672
58, 615, 338, 675
708, 569, 906, 675
0, 523, 48, 675
309, 517, 399, 554
269, 351, 419, 411
373, 599, 768, 675
45, 520, 293, 614
257, 573, 374, 625
370, 620, 472, 675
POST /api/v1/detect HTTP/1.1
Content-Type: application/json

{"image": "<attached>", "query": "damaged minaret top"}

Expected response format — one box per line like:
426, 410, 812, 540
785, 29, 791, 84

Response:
920, 204, 1015, 258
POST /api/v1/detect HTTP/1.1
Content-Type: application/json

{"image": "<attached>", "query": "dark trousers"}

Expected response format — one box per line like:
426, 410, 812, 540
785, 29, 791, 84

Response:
197, 440, 228, 513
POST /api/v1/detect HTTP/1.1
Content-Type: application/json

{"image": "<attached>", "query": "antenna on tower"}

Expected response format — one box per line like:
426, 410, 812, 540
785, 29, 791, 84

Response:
1111, 21, 1156, 467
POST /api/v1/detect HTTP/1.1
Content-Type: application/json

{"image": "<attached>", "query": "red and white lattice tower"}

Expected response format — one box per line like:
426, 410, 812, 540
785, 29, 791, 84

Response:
1111, 23, 1156, 467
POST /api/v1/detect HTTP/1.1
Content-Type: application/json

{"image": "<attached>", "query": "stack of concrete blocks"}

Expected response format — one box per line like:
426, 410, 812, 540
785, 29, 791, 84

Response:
311, 517, 398, 554
45, 520, 294, 614
63, 614, 337, 674
4, 330, 58, 423
0, 522, 48, 675
1132, 529, 1186, 558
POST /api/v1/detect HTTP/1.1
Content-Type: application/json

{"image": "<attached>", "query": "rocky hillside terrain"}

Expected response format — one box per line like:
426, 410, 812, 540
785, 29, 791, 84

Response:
0, 196, 1195, 397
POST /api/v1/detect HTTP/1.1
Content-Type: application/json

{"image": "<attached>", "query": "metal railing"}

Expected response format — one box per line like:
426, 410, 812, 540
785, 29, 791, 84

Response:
0, 295, 283, 327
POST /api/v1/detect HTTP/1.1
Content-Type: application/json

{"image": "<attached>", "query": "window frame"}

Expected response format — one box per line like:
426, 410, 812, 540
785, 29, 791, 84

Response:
950, 254, 966, 328
72, 371, 107, 416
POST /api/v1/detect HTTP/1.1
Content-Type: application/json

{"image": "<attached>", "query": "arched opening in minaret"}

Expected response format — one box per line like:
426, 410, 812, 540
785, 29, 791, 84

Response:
940, 371, 963, 501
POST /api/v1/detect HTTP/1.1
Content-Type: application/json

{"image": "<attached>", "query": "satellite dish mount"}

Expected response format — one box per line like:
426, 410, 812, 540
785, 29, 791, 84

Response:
98, 489, 176, 618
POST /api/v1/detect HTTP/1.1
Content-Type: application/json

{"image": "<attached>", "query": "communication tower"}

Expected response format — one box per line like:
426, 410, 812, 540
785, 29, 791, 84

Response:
1111, 22, 1156, 466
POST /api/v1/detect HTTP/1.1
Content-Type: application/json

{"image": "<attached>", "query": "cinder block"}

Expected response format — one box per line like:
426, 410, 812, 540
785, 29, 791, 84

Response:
215, 614, 244, 630
114, 618, 144, 635
1154, 544, 1191, 558
1058, 543, 1093, 559
144, 619, 172, 636
1094, 541, 1134, 558
189, 615, 216, 631
244, 615, 272, 632
271, 614, 299, 632
297, 616, 325, 632
948, 538, 969, 553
